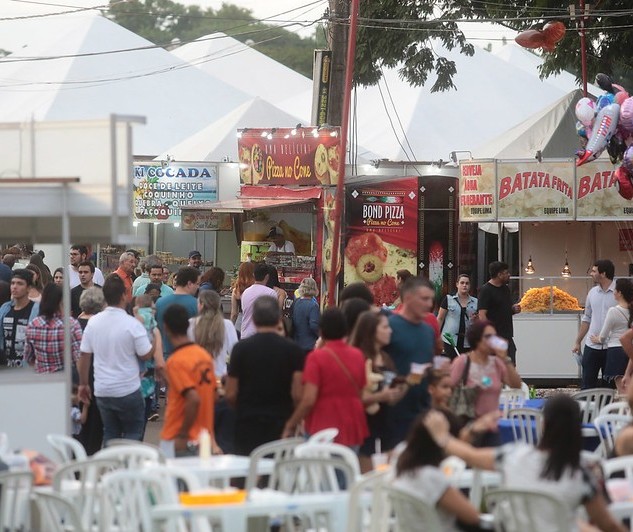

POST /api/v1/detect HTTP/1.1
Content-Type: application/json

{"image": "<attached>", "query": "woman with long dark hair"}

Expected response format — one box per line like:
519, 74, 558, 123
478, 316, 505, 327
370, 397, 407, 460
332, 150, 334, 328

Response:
25, 263, 44, 302
24, 283, 82, 373
350, 310, 407, 472
53, 267, 64, 286
393, 410, 481, 531
199, 267, 225, 294
230, 262, 255, 332
424, 395, 626, 532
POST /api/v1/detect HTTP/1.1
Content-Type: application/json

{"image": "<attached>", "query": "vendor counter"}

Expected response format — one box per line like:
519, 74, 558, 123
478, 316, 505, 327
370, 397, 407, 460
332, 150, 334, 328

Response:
513, 312, 582, 380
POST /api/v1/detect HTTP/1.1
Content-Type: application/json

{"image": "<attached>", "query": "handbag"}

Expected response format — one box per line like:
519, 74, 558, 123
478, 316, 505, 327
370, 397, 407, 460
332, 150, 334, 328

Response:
448, 355, 479, 420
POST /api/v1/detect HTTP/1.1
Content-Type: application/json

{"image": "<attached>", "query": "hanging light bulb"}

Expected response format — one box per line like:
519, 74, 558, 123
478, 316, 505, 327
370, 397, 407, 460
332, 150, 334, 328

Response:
561, 252, 571, 277
524, 255, 535, 274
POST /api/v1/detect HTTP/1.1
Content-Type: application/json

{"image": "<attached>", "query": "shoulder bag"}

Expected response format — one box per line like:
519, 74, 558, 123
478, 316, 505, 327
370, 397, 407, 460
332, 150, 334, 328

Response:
448, 355, 479, 420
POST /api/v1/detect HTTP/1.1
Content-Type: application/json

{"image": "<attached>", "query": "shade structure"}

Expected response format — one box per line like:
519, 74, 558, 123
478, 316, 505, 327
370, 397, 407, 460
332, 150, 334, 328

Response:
0, 12, 251, 156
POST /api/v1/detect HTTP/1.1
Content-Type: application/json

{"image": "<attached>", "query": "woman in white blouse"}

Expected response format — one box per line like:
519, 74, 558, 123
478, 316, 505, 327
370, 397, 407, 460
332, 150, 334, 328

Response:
590, 278, 633, 393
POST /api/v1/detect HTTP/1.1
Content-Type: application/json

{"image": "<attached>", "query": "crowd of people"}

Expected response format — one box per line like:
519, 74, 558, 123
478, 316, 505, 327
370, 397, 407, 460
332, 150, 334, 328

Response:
3, 245, 633, 530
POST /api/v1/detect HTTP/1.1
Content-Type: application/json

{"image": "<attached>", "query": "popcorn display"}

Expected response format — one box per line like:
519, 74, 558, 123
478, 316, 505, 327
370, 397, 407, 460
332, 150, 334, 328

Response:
519, 286, 583, 313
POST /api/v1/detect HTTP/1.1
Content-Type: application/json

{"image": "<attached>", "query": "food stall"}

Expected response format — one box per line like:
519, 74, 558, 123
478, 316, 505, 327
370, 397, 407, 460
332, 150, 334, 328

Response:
181, 126, 342, 301
459, 157, 633, 381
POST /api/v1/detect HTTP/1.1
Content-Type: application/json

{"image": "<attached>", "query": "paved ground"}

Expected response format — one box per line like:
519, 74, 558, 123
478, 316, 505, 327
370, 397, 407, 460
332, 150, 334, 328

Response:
143, 401, 164, 446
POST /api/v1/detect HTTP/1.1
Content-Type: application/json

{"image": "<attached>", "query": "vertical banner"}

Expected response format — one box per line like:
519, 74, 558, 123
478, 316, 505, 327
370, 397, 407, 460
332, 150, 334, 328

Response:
312, 50, 332, 127
459, 160, 496, 221
496, 159, 575, 220
133, 163, 218, 223
344, 178, 418, 306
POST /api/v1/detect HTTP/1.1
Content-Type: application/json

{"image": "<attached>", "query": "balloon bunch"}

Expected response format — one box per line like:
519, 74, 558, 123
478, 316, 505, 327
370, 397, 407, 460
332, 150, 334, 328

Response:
515, 21, 566, 53
575, 74, 633, 199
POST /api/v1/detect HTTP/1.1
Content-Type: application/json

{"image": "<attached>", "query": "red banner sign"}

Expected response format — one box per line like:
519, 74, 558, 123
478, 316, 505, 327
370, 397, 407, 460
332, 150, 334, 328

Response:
237, 127, 341, 186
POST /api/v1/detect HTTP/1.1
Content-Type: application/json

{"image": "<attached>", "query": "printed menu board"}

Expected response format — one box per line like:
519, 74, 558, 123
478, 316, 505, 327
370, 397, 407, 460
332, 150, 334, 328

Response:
344, 178, 418, 306
496, 160, 574, 221
576, 161, 632, 220
133, 164, 217, 223
459, 161, 496, 221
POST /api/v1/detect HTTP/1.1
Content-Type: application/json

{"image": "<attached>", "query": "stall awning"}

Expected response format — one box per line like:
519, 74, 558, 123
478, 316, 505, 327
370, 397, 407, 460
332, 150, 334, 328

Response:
184, 186, 322, 213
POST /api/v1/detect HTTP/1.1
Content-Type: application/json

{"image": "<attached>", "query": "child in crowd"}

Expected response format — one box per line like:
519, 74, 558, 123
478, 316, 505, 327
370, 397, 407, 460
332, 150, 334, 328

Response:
71, 384, 89, 439
134, 295, 160, 422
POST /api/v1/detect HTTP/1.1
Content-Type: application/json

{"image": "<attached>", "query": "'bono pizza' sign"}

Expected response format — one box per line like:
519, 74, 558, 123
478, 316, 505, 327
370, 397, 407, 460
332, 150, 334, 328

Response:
237, 127, 341, 186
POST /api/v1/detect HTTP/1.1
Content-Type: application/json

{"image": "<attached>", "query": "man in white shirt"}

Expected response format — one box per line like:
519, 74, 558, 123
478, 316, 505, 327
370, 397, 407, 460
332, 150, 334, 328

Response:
267, 227, 295, 254
78, 274, 158, 445
573, 259, 617, 389
68, 244, 105, 288
240, 262, 277, 338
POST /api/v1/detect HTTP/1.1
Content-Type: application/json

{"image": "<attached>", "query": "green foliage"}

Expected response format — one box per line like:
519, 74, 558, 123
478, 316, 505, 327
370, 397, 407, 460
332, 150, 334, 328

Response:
107, 0, 317, 78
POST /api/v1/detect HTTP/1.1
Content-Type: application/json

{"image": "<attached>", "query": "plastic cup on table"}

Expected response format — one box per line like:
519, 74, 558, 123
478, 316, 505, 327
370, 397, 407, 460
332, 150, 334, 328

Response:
371, 453, 389, 471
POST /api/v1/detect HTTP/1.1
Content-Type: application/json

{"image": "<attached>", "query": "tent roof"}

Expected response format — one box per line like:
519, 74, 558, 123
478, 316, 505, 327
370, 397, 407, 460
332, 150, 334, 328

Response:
0, 13, 251, 156
472, 90, 585, 159
352, 42, 588, 161
171, 32, 313, 122
156, 97, 305, 161
493, 44, 602, 98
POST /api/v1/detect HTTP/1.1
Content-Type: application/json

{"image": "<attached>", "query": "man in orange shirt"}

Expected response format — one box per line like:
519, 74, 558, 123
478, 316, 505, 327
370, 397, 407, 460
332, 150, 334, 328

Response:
159, 304, 221, 457
112, 251, 136, 304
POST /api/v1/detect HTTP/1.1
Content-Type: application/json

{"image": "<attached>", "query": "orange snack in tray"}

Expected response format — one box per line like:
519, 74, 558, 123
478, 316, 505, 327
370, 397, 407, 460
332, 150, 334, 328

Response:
519, 286, 583, 313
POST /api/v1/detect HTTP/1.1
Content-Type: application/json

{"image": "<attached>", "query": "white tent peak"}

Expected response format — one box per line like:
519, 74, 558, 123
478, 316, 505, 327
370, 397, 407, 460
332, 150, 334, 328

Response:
156, 96, 306, 162
171, 32, 313, 121
0, 13, 252, 156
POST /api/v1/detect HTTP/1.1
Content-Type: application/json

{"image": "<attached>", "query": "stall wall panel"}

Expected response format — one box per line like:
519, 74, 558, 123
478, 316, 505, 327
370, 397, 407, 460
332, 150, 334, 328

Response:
514, 315, 580, 379
0, 376, 68, 457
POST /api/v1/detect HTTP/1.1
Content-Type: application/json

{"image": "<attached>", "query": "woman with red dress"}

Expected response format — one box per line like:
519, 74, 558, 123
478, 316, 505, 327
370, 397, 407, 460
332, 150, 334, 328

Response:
282, 307, 368, 448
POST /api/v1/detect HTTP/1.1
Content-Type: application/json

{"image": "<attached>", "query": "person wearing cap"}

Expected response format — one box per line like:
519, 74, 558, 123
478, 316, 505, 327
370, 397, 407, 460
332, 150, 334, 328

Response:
188, 251, 203, 270
267, 227, 295, 254
0, 269, 40, 368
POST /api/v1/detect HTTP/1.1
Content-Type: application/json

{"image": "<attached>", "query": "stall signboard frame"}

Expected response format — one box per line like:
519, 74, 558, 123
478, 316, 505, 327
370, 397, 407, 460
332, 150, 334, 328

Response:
237, 127, 341, 187
133, 163, 218, 223
459, 158, 627, 222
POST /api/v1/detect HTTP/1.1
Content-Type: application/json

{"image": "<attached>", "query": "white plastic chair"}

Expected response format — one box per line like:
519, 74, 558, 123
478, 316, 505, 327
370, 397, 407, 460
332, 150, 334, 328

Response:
52, 457, 120, 531
382, 484, 444, 532
346, 469, 390, 532
33, 491, 86, 532
599, 400, 632, 417
295, 442, 362, 480
99, 469, 178, 531
105, 438, 166, 461
94, 444, 161, 469
0, 470, 33, 532
508, 408, 543, 446
499, 389, 527, 418
307, 427, 339, 443
485, 488, 569, 532
603, 455, 633, 481
47, 433, 87, 464
245, 437, 304, 495
608, 501, 633, 529
572, 388, 616, 424
593, 414, 630, 458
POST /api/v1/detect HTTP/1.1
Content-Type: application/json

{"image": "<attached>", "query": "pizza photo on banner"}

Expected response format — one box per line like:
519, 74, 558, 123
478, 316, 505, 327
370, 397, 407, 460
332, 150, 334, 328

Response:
344, 178, 418, 306
237, 127, 341, 186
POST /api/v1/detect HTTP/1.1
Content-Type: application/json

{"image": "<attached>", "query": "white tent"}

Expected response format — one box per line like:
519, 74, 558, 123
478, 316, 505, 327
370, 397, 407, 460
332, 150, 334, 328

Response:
171, 32, 313, 122
473, 89, 587, 159
493, 43, 602, 98
157, 97, 305, 161
351, 42, 581, 162
0, 13, 251, 156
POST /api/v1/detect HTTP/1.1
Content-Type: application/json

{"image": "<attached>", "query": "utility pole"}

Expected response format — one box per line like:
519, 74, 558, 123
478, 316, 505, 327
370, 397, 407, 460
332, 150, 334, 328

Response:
326, 0, 351, 127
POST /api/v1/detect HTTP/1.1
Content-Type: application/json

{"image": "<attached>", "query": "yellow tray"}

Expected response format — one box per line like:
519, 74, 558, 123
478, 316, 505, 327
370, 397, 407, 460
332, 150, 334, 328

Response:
179, 490, 246, 506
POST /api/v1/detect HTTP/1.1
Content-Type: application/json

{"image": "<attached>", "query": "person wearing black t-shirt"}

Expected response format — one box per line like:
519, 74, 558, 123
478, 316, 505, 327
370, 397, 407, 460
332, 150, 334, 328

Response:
0, 269, 39, 368
70, 261, 100, 318
225, 295, 304, 456
477, 261, 521, 364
